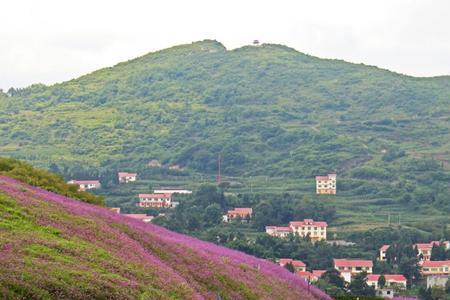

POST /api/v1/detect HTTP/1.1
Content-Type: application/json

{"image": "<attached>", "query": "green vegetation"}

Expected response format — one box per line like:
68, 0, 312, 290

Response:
0, 157, 104, 205
0, 40, 449, 232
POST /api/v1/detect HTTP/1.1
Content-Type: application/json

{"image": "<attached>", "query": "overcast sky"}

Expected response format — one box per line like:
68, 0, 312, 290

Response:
1, 0, 450, 90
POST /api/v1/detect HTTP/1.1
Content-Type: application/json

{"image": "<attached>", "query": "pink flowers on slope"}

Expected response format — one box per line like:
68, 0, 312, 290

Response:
0, 175, 331, 300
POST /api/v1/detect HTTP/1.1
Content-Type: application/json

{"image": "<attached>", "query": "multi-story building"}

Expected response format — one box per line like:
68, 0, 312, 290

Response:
265, 219, 327, 241
67, 180, 101, 191
315, 173, 336, 195
421, 260, 450, 276
379, 245, 390, 261
138, 193, 172, 208
333, 259, 373, 282
118, 172, 137, 183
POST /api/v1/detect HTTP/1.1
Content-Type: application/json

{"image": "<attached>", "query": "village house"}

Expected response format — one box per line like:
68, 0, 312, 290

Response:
109, 207, 121, 214
118, 172, 137, 183
315, 173, 336, 195
123, 214, 154, 223
333, 259, 373, 282
138, 193, 172, 208
421, 260, 450, 276
67, 180, 101, 191
379, 244, 390, 261
169, 164, 183, 171
366, 274, 407, 290
266, 219, 327, 241
265, 226, 292, 238
278, 259, 306, 272
223, 208, 253, 222
148, 159, 162, 167
295, 270, 326, 282
414, 243, 434, 261
154, 188, 192, 195
311, 270, 326, 282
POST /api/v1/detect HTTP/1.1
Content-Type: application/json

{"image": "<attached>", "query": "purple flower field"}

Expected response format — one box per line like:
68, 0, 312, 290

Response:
0, 175, 331, 299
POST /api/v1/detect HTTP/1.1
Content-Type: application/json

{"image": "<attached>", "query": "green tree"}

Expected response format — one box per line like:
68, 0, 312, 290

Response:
430, 244, 447, 261
377, 274, 386, 289
348, 272, 375, 297
284, 262, 295, 273
204, 203, 223, 225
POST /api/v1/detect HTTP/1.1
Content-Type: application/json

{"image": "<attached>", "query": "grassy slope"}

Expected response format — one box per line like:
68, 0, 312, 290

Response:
0, 175, 329, 300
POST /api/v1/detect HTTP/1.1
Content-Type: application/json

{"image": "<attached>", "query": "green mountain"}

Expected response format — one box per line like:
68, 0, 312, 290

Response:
0, 160, 330, 299
1, 40, 449, 223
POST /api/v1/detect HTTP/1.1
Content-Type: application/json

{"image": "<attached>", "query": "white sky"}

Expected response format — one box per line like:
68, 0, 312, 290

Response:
1, 0, 450, 90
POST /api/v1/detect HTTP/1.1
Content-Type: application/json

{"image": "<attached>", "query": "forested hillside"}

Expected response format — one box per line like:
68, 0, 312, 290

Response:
1, 40, 449, 214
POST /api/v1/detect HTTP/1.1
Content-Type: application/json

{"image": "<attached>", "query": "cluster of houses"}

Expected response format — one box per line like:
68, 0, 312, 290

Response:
265, 219, 328, 241
68, 172, 138, 191
379, 241, 450, 278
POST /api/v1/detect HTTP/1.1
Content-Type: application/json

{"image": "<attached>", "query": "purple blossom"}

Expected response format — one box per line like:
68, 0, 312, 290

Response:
0, 175, 331, 300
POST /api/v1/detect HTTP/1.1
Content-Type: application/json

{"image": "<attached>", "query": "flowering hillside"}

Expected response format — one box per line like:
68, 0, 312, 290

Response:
0, 175, 330, 300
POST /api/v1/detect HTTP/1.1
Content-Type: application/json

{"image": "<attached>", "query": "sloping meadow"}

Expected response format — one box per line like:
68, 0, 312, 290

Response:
0, 176, 330, 300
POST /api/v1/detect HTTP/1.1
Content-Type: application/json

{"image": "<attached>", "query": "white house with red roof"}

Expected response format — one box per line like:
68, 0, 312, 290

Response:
118, 172, 137, 183
266, 219, 327, 241
138, 193, 172, 208
421, 260, 450, 276
311, 270, 326, 282
278, 259, 306, 272
67, 180, 101, 191
123, 214, 154, 223
366, 274, 407, 289
223, 208, 253, 222
315, 173, 336, 195
379, 244, 390, 261
334, 259, 373, 282
413, 241, 450, 261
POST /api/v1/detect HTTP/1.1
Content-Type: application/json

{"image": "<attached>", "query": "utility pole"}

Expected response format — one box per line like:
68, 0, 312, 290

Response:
217, 154, 221, 185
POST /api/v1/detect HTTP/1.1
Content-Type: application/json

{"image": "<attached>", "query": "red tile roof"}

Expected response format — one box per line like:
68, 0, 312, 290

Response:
312, 270, 326, 278
118, 172, 137, 177
279, 259, 306, 267
69, 180, 100, 185
276, 226, 293, 232
414, 243, 433, 250
366, 274, 406, 282
422, 260, 450, 268
123, 214, 153, 220
289, 219, 328, 227
139, 193, 171, 199
334, 259, 373, 268
296, 271, 313, 278
380, 244, 390, 252
315, 176, 329, 180
228, 208, 253, 215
